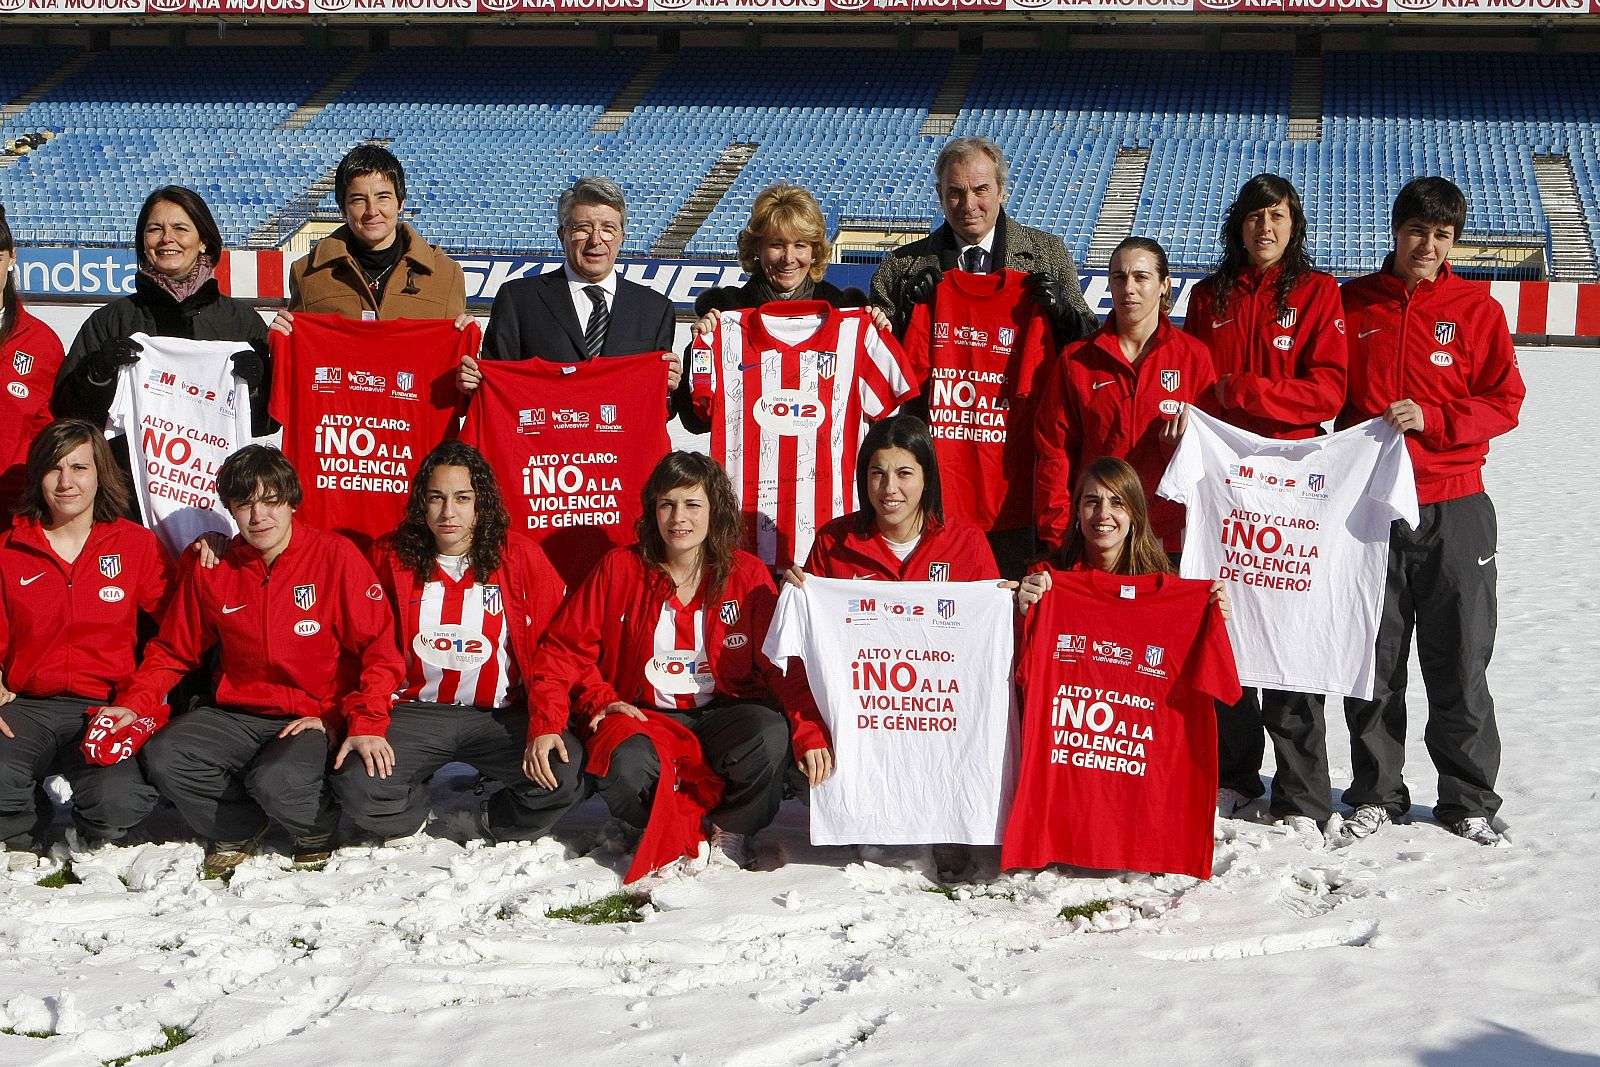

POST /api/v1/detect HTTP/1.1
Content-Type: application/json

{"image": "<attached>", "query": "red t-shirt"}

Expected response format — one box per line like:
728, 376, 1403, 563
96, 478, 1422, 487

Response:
1003, 567, 1241, 880
902, 269, 1055, 531
269, 314, 477, 553
459, 352, 670, 588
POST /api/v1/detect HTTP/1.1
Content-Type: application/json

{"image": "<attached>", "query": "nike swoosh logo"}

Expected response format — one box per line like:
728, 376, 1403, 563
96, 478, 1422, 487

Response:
222, 604, 247, 614
736, 362, 761, 372
1477, 555, 1495, 566
1092, 380, 1115, 390
1359, 329, 1383, 339
20, 573, 44, 586
1211, 319, 1233, 329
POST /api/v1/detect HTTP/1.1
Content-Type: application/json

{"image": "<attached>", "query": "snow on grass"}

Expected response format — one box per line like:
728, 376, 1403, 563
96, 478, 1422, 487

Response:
3, 350, 1598, 1065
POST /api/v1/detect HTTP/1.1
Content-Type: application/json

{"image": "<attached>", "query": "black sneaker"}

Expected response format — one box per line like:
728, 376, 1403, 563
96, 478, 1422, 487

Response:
291, 832, 336, 866
203, 827, 266, 877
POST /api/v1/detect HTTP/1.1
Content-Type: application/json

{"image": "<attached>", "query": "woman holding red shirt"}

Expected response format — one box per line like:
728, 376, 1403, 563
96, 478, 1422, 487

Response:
800, 415, 998, 583
0, 420, 172, 862
528, 451, 830, 873
1184, 175, 1347, 835
1033, 237, 1216, 555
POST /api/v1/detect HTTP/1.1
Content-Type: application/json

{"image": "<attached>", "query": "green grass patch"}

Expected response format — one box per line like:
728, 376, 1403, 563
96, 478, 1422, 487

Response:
923, 885, 959, 899
546, 892, 649, 925
1, 1027, 52, 1039
102, 1025, 192, 1066
36, 864, 80, 889
1058, 898, 1116, 922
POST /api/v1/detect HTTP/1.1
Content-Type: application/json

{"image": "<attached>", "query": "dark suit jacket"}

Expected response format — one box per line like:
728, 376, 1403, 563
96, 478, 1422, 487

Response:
480, 268, 675, 362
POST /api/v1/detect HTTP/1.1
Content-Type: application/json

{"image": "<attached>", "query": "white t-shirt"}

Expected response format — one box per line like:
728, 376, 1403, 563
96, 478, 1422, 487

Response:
1157, 407, 1418, 699
106, 333, 255, 556
764, 576, 1017, 845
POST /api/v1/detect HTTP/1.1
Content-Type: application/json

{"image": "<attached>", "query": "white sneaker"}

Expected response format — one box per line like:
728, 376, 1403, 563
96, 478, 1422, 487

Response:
1216, 787, 1252, 819
1339, 805, 1391, 842
1450, 817, 1502, 847
61, 827, 111, 862
706, 826, 750, 870
1279, 815, 1322, 839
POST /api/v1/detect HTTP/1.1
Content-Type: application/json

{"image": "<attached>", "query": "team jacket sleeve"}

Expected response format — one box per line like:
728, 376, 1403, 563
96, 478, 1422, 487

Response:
139, 534, 178, 622
1415, 305, 1526, 451
525, 555, 624, 740
1032, 357, 1079, 549
1222, 280, 1348, 428
748, 579, 830, 755
330, 546, 406, 738
116, 565, 217, 725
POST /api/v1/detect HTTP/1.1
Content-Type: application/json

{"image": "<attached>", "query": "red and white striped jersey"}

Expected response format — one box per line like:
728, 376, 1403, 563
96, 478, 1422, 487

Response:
690, 302, 918, 570
398, 561, 517, 708
644, 589, 714, 711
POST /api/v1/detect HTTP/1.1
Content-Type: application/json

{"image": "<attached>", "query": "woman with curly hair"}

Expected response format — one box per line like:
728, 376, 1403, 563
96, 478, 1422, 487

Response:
528, 451, 829, 873
1182, 173, 1347, 832
334, 440, 579, 845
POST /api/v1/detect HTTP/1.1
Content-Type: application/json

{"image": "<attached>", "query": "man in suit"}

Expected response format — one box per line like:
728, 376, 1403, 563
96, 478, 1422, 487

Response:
870, 137, 1098, 344
461, 176, 679, 399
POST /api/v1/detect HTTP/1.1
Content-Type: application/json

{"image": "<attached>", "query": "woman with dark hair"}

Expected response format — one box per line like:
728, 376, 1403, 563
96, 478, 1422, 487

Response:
273, 144, 468, 334
0, 420, 172, 864
1033, 236, 1217, 555
53, 185, 270, 439
529, 451, 830, 873
334, 441, 580, 845
1183, 174, 1347, 833
799, 414, 998, 582
0, 204, 67, 513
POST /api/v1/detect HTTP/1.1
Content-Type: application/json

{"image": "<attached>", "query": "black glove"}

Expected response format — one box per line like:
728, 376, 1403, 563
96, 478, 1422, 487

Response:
1024, 271, 1097, 343
905, 266, 943, 307
693, 286, 745, 317
85, 336, 143, 384
230, 345, 265, 389
1022, 271, 1066, 316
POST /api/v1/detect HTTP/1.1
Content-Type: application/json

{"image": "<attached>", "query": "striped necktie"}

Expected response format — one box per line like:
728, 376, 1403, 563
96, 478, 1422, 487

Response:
582, 285, 609, 359
962, 245, 987, 274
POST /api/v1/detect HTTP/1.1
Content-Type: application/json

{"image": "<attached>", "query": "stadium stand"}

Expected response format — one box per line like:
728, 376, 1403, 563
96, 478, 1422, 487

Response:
0, 43, 1595, 281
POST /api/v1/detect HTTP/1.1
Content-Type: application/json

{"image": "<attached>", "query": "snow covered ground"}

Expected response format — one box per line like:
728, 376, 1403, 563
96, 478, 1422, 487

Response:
4, 347, 1598, 1067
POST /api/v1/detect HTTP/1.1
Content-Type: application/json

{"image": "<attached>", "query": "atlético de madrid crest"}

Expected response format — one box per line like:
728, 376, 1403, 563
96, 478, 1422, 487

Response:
720, 599, 740, 625
294, 584, 317, 611
13, 351, 33, 376
1161, 369, 1180, 393
1277, 308, 1298, 330
1435, 321, 1457, 345
928, 562, 950, 582
482, 584, 503, 616
98, 554, 121, 580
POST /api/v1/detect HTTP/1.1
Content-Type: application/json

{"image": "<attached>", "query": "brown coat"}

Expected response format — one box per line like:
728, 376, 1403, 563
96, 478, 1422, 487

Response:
288, 221, 466, 321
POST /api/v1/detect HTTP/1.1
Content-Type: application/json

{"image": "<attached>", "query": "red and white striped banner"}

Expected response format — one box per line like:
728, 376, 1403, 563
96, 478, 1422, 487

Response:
214, 250, 289, 301
1485, 280, 1600, 339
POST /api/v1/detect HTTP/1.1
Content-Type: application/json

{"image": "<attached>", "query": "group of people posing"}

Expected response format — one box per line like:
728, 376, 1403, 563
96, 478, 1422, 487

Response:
0, 133, 1522, 880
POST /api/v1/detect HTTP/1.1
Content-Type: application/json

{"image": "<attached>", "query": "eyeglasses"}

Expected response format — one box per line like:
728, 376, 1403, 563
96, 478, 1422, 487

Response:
566, 222, 622, 242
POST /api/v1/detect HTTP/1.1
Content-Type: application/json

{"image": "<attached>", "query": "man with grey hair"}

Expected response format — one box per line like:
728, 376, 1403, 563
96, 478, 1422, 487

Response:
474, 176, 676, 374
870, 137, 1097, 343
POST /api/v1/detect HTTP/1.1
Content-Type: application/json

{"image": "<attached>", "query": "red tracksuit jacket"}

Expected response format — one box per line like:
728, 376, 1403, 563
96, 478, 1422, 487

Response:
803, 513, 1000, 582
371, 532, 566, 725
1033, 315, 1218, 549
1183, 267, 1347, 440
1337, 260, 1525, 505
528, 545, 828, 754
116, 522, 405, 736
0, 516, 173, 701
1, 308, 67, 512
